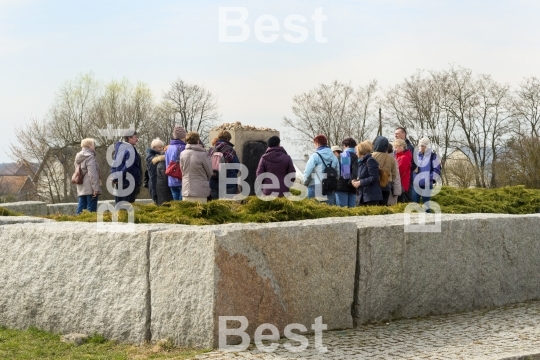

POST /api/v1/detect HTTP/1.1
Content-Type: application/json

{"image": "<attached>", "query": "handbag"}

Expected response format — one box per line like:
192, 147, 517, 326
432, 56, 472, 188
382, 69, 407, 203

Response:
165, 160, 182, 180
165, 147, 183, 180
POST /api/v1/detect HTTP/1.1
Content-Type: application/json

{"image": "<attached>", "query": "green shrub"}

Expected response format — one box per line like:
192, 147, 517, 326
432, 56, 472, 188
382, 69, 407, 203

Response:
0, 207, 21, 216
44, 186, 540, 225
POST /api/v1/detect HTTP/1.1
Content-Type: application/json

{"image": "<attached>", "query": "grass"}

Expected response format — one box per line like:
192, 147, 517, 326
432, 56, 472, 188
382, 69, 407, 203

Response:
0, 207, 21, 216
0, 326, 208, 360
42, 186, 540, 225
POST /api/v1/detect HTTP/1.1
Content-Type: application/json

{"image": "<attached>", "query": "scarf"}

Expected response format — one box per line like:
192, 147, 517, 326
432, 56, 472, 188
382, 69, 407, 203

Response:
340, 151, 351, 179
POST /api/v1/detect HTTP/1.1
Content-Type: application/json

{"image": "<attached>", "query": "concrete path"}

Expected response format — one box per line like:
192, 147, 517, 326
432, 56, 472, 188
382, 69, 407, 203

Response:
195, 301, 540, 359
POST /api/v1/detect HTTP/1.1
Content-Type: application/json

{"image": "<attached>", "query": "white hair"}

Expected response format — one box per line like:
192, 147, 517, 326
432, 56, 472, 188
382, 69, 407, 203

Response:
151, 138, 164, 150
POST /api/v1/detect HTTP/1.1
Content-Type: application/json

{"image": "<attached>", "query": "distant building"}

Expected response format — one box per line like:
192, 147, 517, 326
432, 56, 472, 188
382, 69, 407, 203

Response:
0, 161, 39, 202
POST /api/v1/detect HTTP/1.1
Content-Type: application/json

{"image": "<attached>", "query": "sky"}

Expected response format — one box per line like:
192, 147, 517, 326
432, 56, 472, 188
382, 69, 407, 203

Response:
1, 0, 539, 162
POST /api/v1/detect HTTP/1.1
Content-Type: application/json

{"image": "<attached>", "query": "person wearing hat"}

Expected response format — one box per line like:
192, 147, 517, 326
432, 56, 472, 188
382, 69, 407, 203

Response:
412, 137, 441, 212
110, 129, 142, 204
331, 145, 342, 158
165, 126, 187, 200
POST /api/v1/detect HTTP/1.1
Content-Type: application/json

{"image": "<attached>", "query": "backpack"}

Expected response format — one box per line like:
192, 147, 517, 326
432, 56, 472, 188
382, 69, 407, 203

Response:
71, 161, 86, 184
210, 146, 230, 180
316, 153, 338, 195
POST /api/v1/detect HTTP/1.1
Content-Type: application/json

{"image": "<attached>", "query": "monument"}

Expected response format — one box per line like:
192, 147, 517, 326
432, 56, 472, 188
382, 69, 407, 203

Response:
209, 122, 279, 196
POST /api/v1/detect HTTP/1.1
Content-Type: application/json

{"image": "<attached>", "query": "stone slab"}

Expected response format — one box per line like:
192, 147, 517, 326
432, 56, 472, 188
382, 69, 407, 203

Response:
150, 221, 357, 348
0, 222, 151, 343
0, 201, 47, 216
353, 213, 540, 325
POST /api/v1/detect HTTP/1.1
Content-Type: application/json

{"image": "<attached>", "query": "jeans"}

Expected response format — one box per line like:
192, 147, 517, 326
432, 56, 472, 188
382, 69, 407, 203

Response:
170, 186, 182, 201
335, 191, 356, 208
308, 185, 335, 205
77, 195, 98, 215
412, 187, 431, 210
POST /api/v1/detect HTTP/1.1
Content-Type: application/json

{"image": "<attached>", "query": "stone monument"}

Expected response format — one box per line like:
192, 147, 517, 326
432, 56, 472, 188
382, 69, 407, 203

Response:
209, 122, 279, 196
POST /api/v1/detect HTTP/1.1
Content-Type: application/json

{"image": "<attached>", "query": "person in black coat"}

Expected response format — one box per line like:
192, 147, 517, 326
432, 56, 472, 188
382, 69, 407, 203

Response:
152, 152, 173, 206
145, 138, 165, 204
350, 140, 382, 206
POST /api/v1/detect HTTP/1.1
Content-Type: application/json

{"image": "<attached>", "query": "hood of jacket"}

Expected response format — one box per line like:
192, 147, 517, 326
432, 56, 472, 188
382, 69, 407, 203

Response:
146, 148, 161, 162
373, 136, 389, 153
75, 147, 95, 164
261, 146, 289, 163
152, 154, 166, 164
185, 144, 206, 152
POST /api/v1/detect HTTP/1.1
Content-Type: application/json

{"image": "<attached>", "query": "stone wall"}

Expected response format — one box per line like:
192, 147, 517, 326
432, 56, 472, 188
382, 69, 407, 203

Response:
0, 199, 154, 216
0, 213, 539, 348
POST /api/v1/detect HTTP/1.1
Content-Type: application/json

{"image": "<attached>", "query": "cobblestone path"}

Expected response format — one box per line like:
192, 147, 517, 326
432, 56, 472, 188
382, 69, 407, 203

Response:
195, 301, 540, 359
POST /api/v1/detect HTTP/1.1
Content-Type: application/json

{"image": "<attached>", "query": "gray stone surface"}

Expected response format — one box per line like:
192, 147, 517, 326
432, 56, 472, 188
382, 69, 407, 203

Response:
195, 300, 540, 359
1, 212, 540, 350
353, 213, 540, 325
149, 229, 217, 348
60, 333, 89, 345
0, 216, 52, 224
0, 201, 48, 216
150, 221, 357, 348
47, 203, 79, 215
0, 222, 151, 343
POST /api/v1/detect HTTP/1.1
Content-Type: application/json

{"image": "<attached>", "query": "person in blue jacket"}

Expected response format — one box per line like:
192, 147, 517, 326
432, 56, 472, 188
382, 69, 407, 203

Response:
303, 134, 339, 205
110, 129, 142, 204
350, 140, 382, 206
165, 126, 187, 200
412, 137, 441, 212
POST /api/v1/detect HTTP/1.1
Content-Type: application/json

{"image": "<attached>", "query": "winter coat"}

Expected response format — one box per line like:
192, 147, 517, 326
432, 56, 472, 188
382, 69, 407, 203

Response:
180, 144, 213, 198
165, 139, 186, 187
145, 148, 161, 203
387, 158, 402, 205
152, 155, 173, 205
350, 153, 382, 204
208, 140, 240, 190
74, 147, 101, 197
395, 149, 412, 192
413, 149, 442, 189
372, 136, 398, 189
110, 141, 142, 189
255, 146, 296, 196
303, 146, 339, 187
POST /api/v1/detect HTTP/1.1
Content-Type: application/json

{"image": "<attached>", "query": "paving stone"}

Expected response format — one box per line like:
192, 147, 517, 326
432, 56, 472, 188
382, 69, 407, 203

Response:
194, 301, 540, 360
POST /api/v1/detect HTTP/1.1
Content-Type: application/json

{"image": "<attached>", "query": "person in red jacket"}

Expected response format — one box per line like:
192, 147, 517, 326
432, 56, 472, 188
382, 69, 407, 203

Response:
393, 139, 412, 202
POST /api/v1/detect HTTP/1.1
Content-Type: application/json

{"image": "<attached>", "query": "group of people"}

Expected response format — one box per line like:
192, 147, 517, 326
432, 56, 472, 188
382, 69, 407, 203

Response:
73, 126, 295, 214
302, 127, 441, 210
72, 125, 440, 214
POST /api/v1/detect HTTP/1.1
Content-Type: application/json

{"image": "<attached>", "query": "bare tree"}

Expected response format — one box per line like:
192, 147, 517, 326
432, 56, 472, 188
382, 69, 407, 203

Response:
283, 80, 378, 153
163, 79, 219, 143
512, 77, 540, 137
384, 70, 457, 183
496, 136, 540, 188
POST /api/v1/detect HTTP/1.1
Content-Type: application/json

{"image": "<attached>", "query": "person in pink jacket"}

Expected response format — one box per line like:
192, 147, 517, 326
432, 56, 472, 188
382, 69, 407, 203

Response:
179, 132, 212, 203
